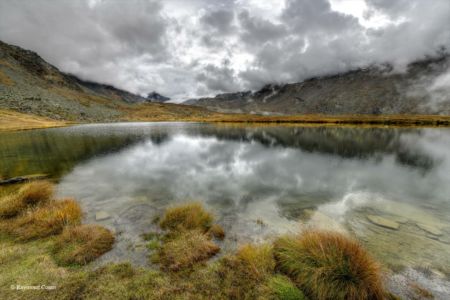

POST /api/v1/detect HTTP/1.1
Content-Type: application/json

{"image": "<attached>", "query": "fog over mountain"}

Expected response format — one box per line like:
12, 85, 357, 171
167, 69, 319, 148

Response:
1, 0, 449, 100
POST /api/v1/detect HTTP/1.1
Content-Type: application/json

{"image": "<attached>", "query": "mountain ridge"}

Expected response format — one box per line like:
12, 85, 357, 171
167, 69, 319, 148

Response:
0, 40, 201, 121
186, 55, 450, 115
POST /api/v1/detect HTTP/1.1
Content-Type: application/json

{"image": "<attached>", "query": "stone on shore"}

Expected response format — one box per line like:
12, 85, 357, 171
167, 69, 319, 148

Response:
416, 223, 443, 236
95, 211, 111, 221
367, 215, 400, 230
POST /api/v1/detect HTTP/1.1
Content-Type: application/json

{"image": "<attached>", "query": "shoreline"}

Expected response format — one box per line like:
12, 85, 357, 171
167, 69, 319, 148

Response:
1, 108, 450, 132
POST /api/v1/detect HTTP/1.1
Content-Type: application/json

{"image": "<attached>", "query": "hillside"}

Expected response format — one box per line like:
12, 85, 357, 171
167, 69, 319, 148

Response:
187, 57, 450, 115
0, 40, 218, 122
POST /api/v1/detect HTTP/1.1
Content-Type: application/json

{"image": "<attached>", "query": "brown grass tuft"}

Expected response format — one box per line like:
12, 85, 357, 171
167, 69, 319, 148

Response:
235, 244, 275, 280
159, 202, 214, 233
410, 282, 434, 299
158, 230, 220, 271
53, 224, 114, 266
274, 230, 384, 300
208, 224, 225, 240
0, 181, 54, 218
18, 180, 54, 206
5, 198, 82, 241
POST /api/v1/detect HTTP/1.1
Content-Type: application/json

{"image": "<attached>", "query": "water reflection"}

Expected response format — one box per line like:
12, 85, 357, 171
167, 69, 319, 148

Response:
1, 123, 449, 273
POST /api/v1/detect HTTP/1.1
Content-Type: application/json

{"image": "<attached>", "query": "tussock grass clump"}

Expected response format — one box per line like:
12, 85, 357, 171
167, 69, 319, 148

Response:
274, 231, 384, 300
158, 230, 220, 271
208, 224, 225, 240
0, 180, 54, 218
5, 198, 82, 241
159, 202, 214, 233
53, 224, 114, 266
269, 275, 307, 300
214, 244, 275, 299
18, 180, 54, 206
235, 244, 275, 280
0, 195, 22, 218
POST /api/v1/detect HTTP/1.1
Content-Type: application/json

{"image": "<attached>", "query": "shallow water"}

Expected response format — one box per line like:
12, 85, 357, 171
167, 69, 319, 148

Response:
1, 123, 450, 275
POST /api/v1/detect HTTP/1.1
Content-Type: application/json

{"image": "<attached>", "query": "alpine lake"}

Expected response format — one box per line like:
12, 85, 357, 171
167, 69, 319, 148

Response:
1, 123, 450, 296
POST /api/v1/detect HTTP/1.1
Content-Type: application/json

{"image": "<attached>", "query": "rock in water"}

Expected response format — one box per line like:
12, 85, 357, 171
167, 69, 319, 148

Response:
95, 211, 111, 221
367, 215, 400, 230
416, 223, 443, 236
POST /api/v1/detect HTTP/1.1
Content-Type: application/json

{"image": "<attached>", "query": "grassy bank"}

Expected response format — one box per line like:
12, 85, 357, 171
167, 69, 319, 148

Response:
1, 183, 418, 299
0, 109, 67, 131
1, 106, 450, 132
203, 113, 450, 127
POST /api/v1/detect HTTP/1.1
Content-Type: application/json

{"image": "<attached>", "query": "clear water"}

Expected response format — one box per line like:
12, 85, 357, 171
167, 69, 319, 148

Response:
1, 123, 449, 272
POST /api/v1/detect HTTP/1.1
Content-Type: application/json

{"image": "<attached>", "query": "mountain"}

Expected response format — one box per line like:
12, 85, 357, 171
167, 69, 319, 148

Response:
0, 40, 208, 122
186, 56, 450, 115
147, 91, 170, 103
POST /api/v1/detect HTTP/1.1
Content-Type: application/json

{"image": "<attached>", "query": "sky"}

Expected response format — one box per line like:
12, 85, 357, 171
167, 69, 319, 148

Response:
0, 0, 449, 101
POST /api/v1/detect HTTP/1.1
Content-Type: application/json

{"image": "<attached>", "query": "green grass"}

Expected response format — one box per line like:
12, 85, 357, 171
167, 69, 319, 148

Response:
269, 275, 307, 300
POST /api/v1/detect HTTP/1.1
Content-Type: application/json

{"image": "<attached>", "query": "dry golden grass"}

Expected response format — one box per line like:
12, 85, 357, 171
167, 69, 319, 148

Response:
5, 198, 82, 241
17, 180, 54, 206
202, 113, 450, 127
0, 180, 54, 218
208, 224, 225, 240
234, 244, 275, 280
53, 224, 114, 266
274, 230, 384, 300
0, 109, 66, 131
410, 282, 434, 299
213, 244, 276, 299
159, 202, 214, 233
158, 230, 220, 271
119, 102, 450, 127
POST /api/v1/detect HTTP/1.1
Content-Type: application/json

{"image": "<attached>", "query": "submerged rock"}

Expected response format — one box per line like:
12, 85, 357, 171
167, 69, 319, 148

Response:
386, 215, 409, 224
367, 215, 400, 230
303, 209, 348, 234
438, 236, 450, 245
416, 223, 443, 236
95, 211, 111, 221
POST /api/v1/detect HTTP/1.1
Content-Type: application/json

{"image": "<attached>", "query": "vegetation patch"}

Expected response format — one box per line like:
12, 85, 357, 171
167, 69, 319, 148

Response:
159, 202, 214, 233
208, 223, 225, 240
53, 224, 114, 266
157, 229, 220, 271
4, 198, 82, 241
274, 230, 384, 300
0, 180, 54, 218
269, 275, 307, 300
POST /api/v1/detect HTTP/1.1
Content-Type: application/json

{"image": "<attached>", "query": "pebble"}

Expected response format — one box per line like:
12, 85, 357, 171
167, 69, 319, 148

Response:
95, 211, 111, 221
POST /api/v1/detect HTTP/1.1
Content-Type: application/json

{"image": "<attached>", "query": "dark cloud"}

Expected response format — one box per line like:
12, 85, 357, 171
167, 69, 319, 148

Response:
237, 10, 287, 45
0, 0, 449, 99
200, 9, 235, 35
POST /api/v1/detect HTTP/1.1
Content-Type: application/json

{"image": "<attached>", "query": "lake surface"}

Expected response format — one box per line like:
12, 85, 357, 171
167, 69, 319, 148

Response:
1, 123, 450, 275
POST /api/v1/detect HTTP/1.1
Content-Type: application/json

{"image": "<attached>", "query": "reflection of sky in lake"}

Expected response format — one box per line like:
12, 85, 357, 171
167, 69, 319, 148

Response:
58, 127, 450, 218
51, 124, 450, 270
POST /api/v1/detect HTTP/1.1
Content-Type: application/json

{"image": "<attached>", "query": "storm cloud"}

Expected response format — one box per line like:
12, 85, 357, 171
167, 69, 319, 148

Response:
0, 0, 449, 100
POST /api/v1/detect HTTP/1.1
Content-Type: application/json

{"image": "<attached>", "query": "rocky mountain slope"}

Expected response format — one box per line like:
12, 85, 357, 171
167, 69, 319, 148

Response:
0, 40, 190, 121
147, 92, 170, 103
187, 56, 450, 115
